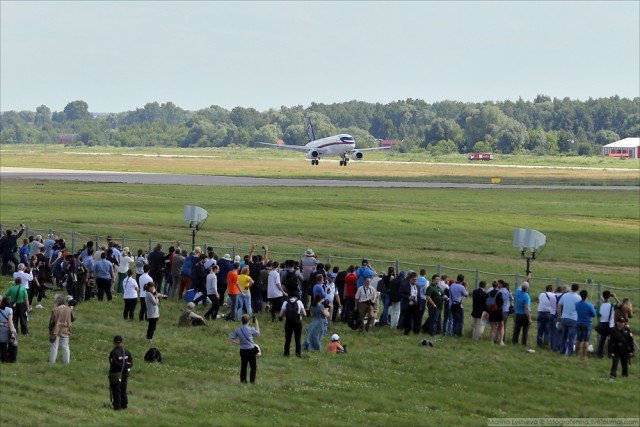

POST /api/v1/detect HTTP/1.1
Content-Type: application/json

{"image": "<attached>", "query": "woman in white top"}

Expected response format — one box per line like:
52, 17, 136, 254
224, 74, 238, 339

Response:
117, 247, 135, 294
122, 269, 139, 320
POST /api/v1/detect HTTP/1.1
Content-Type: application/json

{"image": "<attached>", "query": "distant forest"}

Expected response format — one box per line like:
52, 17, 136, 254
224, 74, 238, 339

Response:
1, 96, 638, 155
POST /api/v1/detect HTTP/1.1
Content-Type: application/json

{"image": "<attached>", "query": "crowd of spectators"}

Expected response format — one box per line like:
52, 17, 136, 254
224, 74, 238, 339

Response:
0, 227, 635, 379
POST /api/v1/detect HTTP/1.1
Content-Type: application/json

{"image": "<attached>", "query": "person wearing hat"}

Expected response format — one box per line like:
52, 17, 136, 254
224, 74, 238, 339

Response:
108, 335, 133, 410
300, 249, 318, 307
608, 317, 635, 379
178, 302, 207, 327
326, 333, 345, 353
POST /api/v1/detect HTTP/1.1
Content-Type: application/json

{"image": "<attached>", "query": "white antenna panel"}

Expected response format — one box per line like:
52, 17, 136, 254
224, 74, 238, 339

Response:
184, 205, 208, 223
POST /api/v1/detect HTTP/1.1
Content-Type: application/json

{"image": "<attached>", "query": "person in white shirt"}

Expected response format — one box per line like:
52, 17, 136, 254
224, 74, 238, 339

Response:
279, 293, 307, 357
13, 264, 33, 292
122, 269, 139, 320
117, 248, 135, 295
267, 261, 287, 322
536, 284, 556, 348
204, 265, 220, 320
138, 265, 153, 322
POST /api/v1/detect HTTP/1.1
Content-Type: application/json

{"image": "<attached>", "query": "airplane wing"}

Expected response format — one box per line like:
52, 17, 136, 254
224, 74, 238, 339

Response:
256, 142, 313, 153
350, 146, 391, 152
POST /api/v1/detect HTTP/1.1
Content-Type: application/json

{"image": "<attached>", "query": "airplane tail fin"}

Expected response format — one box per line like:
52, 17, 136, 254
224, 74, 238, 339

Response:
306, 117, 317, 142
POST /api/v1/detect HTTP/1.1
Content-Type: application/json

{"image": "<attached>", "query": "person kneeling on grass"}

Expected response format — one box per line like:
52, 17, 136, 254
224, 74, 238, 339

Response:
178, 302, 207, 327
326, 333, 346, 353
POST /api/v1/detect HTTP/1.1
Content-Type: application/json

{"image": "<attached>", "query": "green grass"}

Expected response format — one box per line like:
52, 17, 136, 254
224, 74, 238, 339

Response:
0, 296, 638, 426
0, 173, 639, 425
0, 182, 638, 288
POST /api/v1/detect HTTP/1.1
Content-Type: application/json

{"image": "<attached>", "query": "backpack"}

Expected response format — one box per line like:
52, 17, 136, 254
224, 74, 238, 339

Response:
144, 347, 162, 363
485, 290, 500, 312
284, 270, 298, 294
348, 313, 361, 330
285, 299, 301, 324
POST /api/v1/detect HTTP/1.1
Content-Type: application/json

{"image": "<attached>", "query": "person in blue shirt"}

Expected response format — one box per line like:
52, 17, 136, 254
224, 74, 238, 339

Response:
512, 281, 532, 346
355, 259, 376, 289
575, 289, 596, 360
557, 283, 582, 355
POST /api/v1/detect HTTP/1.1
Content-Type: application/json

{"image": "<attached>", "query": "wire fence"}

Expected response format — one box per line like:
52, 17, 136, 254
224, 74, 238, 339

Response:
2, 224, 639, 307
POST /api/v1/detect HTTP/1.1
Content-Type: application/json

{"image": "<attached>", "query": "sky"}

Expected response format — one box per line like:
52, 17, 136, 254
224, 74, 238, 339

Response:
1, 1, 639, 113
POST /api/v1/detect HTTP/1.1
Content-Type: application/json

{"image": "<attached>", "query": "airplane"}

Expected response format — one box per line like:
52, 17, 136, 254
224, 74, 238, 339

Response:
256, 118, 389, 166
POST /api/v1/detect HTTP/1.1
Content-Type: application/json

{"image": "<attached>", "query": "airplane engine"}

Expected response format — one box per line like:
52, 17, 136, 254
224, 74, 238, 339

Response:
306, 150, 320, 159
351, 151, 364, 161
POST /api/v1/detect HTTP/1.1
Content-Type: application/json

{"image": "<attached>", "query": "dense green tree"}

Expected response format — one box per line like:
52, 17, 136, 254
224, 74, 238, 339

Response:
594, 129, 620, 146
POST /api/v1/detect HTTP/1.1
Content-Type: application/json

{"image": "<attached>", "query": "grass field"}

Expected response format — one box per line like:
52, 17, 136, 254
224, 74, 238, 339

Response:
0, 145, 639, 426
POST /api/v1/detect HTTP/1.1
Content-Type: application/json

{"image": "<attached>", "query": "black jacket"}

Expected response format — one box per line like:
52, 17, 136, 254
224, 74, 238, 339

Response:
109, 347, 133, 373
608, 326, 635, 356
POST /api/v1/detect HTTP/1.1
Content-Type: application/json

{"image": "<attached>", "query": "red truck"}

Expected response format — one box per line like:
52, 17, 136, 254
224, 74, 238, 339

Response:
468, 152, 494, 161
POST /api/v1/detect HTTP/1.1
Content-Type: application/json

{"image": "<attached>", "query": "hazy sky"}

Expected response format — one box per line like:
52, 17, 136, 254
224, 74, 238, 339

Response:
1, 1, 638, 113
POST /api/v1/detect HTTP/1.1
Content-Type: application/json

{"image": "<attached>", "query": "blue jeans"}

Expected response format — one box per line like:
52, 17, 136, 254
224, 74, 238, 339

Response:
452, 307, 464, 337
443, 306, 453, 336
379, 294, 391, 325
237, 293, 252, 319
536, 312, 552, 347
228, 294, 239, 321
561, 318, 577, 355
551, 320, 562, 352
426, 305, 441, 336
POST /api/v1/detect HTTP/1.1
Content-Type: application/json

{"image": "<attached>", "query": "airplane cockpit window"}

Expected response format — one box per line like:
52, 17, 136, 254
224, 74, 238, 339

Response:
340, 136, 355, 142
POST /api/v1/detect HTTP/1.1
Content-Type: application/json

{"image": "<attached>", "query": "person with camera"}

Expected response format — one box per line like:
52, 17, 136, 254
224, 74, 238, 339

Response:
0, 224, 25, 275
400, 272, 421, 335
4, 277, 30, 335
228, 314, 261, 384
49, 294, 75, 364
144, 282, 162, 344
116, 247, 135, 295
108, 335, 133, 410
0, 296, 18, 362
355, 276, 378, 332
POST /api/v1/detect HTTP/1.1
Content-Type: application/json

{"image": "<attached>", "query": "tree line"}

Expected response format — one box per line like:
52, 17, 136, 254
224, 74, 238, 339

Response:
1, 95, 638, 155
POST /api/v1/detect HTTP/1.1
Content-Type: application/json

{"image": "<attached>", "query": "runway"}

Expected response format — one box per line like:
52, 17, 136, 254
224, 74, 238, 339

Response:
1, 167, 638, 190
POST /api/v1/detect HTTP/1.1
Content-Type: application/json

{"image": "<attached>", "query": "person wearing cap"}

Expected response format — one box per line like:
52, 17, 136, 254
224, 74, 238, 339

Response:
327, 334, 345, 353
355, 259, 376, 290
178, 302, 207, 327
608, 317, 635, 379
108, 335, 133, 410
49, 294, 75, 364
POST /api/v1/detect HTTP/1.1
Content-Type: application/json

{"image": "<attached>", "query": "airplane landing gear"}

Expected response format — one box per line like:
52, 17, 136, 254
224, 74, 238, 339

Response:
339, 156, 349, 166
311, 159, 319, 165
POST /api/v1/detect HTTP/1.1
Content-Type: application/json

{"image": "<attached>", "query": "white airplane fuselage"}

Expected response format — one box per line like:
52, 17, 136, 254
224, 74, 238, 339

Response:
304, 134, 356, 160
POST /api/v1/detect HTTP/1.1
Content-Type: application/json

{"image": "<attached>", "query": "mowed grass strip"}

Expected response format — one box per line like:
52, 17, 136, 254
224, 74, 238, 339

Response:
0, 296, 638, 427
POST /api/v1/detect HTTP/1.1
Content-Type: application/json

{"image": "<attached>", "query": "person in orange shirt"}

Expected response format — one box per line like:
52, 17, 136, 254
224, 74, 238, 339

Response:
226, 262, 240, 322
326, 334, 346, 353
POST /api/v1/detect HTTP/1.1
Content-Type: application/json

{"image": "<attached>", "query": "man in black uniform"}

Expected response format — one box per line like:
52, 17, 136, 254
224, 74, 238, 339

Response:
608, 317, 635, 380
108, 335, 133, 410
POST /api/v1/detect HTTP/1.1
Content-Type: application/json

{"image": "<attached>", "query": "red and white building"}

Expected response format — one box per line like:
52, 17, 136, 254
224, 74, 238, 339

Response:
602, 137, 639, 159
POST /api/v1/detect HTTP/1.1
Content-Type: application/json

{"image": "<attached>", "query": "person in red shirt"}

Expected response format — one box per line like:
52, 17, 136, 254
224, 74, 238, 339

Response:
226, 262, 240, 322
343, 265, 357, 324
